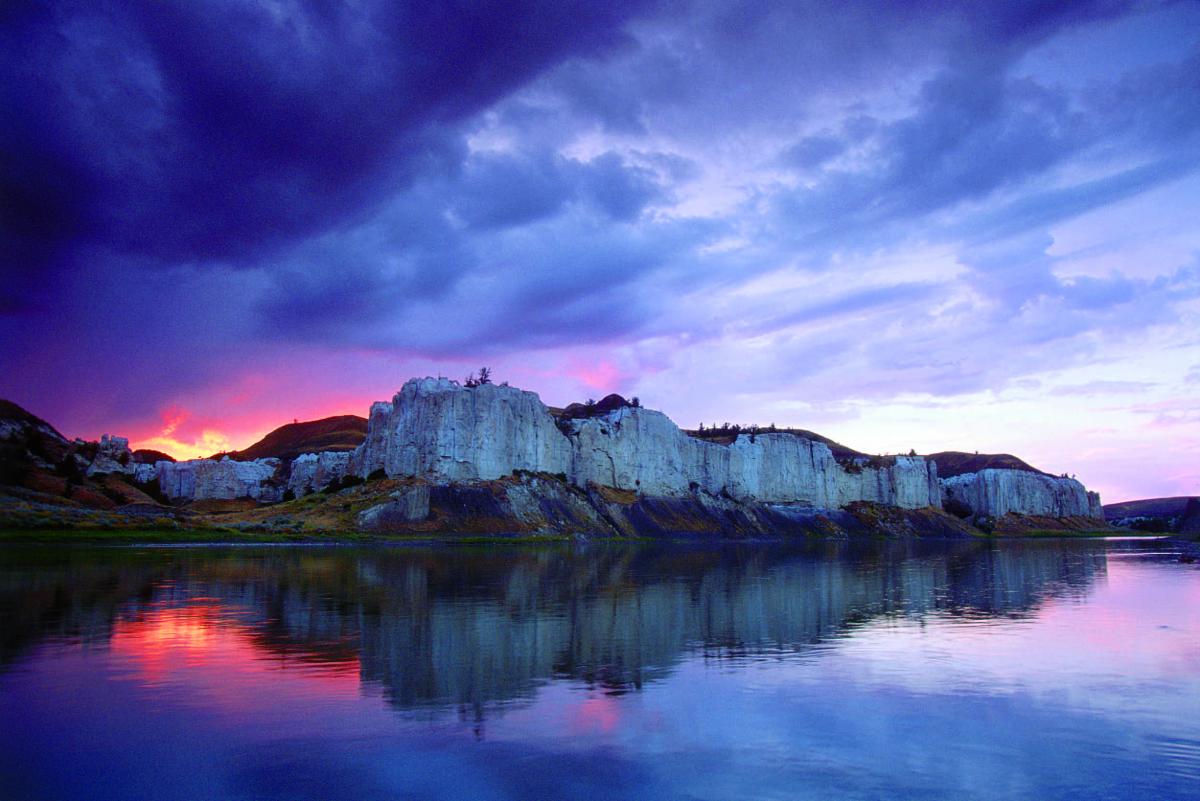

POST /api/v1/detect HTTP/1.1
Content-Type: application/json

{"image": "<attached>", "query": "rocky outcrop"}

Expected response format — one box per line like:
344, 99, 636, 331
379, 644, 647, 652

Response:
287, 451, 351, 496
349, 474, 976, 539
357, 485, 433, 529
565, 406, 940, 508
348, 378, 573, 482
940, 469, 1102, 520
156, 457, 284, 503
131, 462, 160, 484
86, 434, 135, 476
349, 378, 942, 510
3, 379, 1104, 526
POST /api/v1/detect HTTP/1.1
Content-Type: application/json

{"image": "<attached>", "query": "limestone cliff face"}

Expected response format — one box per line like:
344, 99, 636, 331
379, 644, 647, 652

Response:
86, 434, 135, 476
348, 378, 572, 481
288, 451, 350, 496
350, 378, 942, 510
87, 377, 1099, 520
156, 457, 283, 502
132, 462, 159, 484
565, 408, 940, 508
940, 469, 1102, 520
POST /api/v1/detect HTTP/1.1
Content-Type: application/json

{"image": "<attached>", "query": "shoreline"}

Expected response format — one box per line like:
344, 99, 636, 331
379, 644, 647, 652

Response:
0, 527, 1168, 547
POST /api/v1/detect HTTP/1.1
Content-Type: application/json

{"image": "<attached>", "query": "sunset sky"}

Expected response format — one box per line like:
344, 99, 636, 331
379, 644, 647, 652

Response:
2, 1, 1198, 502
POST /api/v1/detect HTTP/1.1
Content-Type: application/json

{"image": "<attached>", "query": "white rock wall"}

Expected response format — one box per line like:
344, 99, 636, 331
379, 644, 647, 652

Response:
288, 451, 351, 496
940, 469, 1102, 519
80, 379, 1100, 519
351, 379, 942, 510
132, 462, 160, 484
567, 409, 940, 509
348, 378, 572, 482
86, 434, 136, 476
156, 457, 283, 502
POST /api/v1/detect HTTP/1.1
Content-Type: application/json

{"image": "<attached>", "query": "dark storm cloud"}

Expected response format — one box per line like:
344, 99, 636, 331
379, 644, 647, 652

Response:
0, 0, 650, 297
248, 141, 684, 354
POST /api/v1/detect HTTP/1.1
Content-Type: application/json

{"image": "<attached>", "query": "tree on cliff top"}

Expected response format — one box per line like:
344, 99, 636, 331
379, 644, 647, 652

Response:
464, 367, 493, 387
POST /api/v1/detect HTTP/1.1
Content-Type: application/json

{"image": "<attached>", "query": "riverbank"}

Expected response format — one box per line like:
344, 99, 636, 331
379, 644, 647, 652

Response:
1, 526, 1165, 547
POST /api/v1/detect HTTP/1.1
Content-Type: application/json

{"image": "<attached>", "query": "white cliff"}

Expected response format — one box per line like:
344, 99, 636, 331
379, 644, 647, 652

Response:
566, 407, 939, 508
349, 378, 943, 510
156, 457, 284, 502
348, 377, 573, 481
132, 462, 160, 484
84, 377, 1100, 521
288, 451, 351, 496
86, 434, 136, 476
940, 469, 1102, 520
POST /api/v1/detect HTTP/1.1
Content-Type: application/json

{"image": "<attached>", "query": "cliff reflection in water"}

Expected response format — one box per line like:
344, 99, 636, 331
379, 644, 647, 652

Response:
0, 541, 1105, 715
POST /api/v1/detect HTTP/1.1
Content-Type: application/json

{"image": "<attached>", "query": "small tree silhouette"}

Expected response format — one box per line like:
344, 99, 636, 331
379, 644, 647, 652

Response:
464, 367, 493, 387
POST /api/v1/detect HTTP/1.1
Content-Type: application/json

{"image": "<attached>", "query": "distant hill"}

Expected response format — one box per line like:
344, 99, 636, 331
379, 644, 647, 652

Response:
552, 393, 636, 421
216, 415, 368, 462
1102, 496, 1196, 522
926, 452, 1048, 479
684, 423, 875, 462
132, 449, 175, 464
783, 429, 866, 461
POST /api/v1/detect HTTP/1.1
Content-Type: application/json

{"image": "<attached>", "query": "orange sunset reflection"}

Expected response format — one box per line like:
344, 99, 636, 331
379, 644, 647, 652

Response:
108, 602, 363, 702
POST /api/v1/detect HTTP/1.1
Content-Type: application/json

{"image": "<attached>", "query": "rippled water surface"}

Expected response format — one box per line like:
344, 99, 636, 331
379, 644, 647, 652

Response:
1, 539, 1197, 800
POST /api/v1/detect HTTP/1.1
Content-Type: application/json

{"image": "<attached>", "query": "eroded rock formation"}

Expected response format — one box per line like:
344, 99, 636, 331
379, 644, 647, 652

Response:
156, 457, 283, 503
287, 451, 351, 497
86, 434, 135, 477
346, 378, 942, 510
940, 469, 1101, 520
27, 377, 1102, 522
349, 378, 573, 481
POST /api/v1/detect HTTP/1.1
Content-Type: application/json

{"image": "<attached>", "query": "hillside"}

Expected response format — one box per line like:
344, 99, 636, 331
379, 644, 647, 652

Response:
926, 452, 1048, 479
216, 415, 368, 462
0, 398, 74, 478
0, 399, 159, 510
132, 449, 175, 464
1102, 496, 1196, 522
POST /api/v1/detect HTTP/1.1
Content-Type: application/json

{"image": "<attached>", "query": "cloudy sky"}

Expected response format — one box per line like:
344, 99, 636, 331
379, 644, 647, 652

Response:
2, 1, 1198, 502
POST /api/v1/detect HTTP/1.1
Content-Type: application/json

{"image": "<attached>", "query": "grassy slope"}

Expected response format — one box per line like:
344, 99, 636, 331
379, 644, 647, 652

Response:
1102, 496, 1196, 520
218, 415, 368, 462
926, 451, 1048, 479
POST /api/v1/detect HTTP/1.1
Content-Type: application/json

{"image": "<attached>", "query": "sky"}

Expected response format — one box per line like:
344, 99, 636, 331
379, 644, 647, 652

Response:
2, 1, 1198, 503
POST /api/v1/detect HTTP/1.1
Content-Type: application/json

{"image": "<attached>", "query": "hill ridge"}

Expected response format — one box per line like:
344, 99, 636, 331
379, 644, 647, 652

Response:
214, 415, 368, 462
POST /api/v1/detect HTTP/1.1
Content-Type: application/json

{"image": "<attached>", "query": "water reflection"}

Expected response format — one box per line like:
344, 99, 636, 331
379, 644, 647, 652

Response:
1, 539, 1197, 801
1, 540, 1106, 712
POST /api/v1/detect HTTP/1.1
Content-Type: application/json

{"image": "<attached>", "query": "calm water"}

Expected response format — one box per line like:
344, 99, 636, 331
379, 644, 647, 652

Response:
1, 539, 1197, 801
